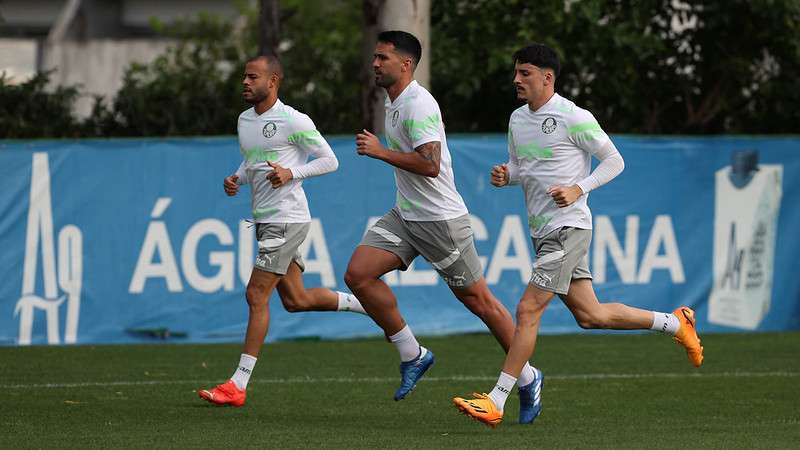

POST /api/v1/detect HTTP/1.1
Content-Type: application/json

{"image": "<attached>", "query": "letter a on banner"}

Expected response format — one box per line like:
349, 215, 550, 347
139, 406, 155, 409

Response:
15, 153, 83, 345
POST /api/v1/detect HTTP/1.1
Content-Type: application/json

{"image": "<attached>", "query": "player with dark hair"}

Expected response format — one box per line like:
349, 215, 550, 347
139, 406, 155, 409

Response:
453, 43, 704, 428
344, 32, 543, 424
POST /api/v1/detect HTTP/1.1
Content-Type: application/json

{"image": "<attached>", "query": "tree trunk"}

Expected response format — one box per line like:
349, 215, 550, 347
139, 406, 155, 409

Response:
360, 0, 385, 132
379, 0, 430, 89
361, 0, 431, 133
259, 0, 280, 56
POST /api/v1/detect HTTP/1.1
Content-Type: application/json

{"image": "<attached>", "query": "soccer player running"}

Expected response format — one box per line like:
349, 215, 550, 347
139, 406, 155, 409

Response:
198, 54, 367, 407
345, 31, 543, 423
453, 44, 704, 428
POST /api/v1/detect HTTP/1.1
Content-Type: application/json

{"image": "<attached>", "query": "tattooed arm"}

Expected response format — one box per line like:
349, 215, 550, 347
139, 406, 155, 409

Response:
356, 129, 441, 177
411, 141, 441, 177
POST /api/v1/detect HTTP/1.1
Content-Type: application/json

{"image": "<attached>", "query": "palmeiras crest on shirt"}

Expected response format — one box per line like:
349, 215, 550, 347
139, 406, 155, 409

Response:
541, 117, 557, 134
263, 122, 277, 138
391, 110, 400, 127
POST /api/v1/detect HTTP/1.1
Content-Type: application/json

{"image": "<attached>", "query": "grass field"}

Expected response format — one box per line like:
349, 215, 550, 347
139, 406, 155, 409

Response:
2, 332, 799, 449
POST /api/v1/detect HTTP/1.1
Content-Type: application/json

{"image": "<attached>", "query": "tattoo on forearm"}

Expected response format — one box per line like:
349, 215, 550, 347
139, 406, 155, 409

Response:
415, 141, 441, 166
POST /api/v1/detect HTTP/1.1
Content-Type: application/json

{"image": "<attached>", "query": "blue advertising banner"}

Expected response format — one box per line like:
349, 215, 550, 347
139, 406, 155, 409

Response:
1, 135, 798, 345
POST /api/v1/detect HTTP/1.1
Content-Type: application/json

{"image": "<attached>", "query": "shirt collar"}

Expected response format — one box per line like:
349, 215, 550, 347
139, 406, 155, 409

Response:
526, 92, 560, 115
256, 98, 284, 119
386, 80, 418, 108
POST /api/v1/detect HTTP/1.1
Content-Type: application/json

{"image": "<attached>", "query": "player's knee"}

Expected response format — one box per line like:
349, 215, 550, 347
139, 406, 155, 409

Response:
515, 299, 545, 325
343, 270, 358, 291
344, 267, 369, 292
517, 291, 550, 315
245, 284, 269, 308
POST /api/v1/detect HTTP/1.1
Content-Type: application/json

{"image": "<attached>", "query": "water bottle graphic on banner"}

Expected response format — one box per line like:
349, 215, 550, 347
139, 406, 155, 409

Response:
708, 150, 782, 330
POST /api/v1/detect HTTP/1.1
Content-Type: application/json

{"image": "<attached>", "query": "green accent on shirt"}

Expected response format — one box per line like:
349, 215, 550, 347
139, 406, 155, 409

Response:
287, 130, 322, 146
252, 207, 278, 219
517, 142, 553, 160
402, 114, 440, 141
528, 214, 553, 231
556, 103, 575, 114
387, 135, 403, 151
569, 122, 605, 142
568, 122, 603, 134
242, 147, 278, 163
396, 191, 418, 211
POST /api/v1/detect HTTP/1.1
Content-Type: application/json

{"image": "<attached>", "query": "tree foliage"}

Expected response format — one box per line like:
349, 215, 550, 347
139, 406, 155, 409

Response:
263, 0, 362, 134
0, 71, 81, 138
109, 12, 247, 136
431, 0, 800, 134
105, 0, 362, 136
2, 0, 798, 137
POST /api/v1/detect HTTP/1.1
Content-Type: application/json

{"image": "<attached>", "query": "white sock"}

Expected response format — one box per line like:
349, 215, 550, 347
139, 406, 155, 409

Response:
336, 291, 367, 315
517, 363, 536, 387
230, 353, 257, 390
650, 311, 680, 335
388, 325, 421, 362
488, 372, 517, 412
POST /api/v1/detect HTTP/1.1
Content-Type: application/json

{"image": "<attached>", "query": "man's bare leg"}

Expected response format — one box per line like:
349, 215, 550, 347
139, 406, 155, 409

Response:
344, 245, 434, 400
562, 278, 703, 366
344, 245, 406, 334
242, 268, 282, 357
450, 277, 540, 389
198, 267, 281, 406
453, 283, 553, 425
561, 279, 652, 329
450, 277, 515, 351
500, 284, 555, 379
277, 261, 366, 314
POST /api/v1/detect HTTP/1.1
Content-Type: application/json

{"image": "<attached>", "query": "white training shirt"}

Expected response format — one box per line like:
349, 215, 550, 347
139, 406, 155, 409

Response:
234, 99, 338, 223
507, 93, 622, 238
383, 80, 468, 221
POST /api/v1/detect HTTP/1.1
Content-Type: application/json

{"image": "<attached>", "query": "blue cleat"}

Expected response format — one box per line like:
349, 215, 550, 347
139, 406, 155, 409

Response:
518, 367, 544, 424
393, 348, 435, 401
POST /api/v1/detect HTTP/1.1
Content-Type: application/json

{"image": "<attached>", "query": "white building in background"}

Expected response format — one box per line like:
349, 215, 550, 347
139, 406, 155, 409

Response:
0, 0, 241, 117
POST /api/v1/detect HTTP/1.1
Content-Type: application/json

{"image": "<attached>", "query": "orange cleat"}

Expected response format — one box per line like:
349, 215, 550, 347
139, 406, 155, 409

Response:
673, 306, 704, 367
198, 380, 246, 407
453, 393, 503, 428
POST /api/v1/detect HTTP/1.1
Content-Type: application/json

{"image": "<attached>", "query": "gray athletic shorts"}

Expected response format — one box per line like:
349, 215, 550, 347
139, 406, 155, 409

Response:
530, 226, 593, 295
361, 208, 482, 288
254, 222, 309, 275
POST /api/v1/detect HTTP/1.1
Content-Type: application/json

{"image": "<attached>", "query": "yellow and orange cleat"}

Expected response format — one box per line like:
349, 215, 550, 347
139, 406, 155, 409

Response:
453, 393, 503, 428
198, 380, 246, 407
673, 306, 704, 367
